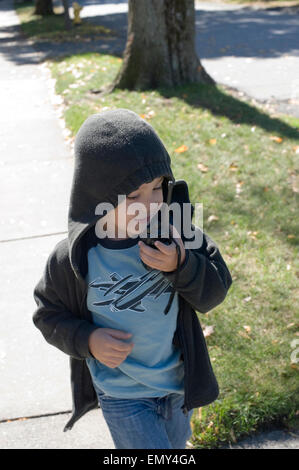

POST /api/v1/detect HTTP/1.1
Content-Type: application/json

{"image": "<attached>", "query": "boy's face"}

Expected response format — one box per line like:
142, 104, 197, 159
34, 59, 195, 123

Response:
103, 176, 164, 239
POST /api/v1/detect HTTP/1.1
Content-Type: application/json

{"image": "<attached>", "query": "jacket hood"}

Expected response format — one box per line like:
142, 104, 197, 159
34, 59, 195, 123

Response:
67, 108, 175, 284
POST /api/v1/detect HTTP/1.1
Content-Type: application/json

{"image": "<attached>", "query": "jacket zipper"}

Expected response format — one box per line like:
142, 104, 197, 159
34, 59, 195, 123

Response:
79, 281, 88, 317
178, 307, 190, 416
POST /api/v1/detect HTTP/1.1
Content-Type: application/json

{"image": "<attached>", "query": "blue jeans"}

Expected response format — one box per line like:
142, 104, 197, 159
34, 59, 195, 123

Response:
96, 388, 194, 449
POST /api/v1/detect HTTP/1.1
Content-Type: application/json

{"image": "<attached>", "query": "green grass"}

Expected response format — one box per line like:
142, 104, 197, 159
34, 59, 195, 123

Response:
16, 4, 299, 449
14, 1, 116, 43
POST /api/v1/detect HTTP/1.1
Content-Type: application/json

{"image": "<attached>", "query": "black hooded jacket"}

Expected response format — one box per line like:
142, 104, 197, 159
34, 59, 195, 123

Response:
32, 108, 233, 432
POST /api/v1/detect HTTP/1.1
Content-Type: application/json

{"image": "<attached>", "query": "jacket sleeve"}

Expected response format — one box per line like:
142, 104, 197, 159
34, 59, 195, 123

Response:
32, 244, 99, 360
162, 225, 233, 313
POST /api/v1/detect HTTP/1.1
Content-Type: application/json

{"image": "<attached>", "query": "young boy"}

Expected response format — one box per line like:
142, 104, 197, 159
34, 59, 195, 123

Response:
33, 108, 233, 449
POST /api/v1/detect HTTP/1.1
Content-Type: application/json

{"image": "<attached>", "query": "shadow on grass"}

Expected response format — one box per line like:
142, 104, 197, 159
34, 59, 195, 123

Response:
157, 82, 298, 141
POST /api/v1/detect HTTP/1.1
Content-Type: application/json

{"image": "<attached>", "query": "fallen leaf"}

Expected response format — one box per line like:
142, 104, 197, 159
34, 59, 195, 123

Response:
208, 215, 219, 223
269, 135, 283, 143
203, 325, 214, 337
175, 144, 188, 153
235, 182, 243, 197
238, 330, 251, 340
247, 231, 258, 240
229, 162, 238, 171
197, 162, 209, 172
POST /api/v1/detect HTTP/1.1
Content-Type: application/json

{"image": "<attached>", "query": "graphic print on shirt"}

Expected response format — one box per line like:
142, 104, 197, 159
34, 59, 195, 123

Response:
89, 270, 173, 313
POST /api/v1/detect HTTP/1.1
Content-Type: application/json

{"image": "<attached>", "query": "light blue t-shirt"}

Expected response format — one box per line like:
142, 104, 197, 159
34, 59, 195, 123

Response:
85, 235, 184, 398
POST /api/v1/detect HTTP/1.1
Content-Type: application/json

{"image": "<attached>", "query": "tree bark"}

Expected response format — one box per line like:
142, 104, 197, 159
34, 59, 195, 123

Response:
61, 0, 72, 30
102, 0, 215, 94
34, 0, 54, 16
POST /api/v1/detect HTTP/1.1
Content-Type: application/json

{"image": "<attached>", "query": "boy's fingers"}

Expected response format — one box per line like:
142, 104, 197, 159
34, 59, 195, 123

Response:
153, 240, 176, 254
138, 241, 164, 260
140, 251, 163, 269
105, 330, 134, 351
110, 338, 134, 352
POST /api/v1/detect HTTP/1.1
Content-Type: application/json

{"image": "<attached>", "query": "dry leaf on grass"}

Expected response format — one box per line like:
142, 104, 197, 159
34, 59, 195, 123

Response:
229, 162, 238, 171
207, 215, 219, 223
269, 135, 283, 143
238, 330, 251, 340
175, 144, 188, 153
203, 325, 214, 337
197, 163, 209, 172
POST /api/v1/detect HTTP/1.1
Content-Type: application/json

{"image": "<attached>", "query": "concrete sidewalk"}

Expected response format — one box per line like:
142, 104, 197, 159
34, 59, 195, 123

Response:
0, 0, 298, 449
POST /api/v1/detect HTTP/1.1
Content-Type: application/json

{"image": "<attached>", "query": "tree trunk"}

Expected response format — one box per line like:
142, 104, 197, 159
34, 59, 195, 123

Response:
61, 0, 72, 30
103, 0, 215, 94
34, 0, 54, 16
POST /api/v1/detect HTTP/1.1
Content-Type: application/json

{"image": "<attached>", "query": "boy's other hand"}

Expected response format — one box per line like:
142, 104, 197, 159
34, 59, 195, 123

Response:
138, 224, 186, 272
88, 328, 134, 368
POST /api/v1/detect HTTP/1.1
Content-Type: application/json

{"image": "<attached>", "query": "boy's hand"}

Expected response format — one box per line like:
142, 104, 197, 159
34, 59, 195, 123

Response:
88, 328, 134, 368
138, 224, 186, 272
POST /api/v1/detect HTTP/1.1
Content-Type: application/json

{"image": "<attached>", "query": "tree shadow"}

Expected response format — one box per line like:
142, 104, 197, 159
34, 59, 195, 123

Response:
157, 82, 298, 141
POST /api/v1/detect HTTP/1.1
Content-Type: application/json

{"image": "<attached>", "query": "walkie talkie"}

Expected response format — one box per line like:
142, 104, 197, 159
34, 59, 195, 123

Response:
139, 178, 183, 315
